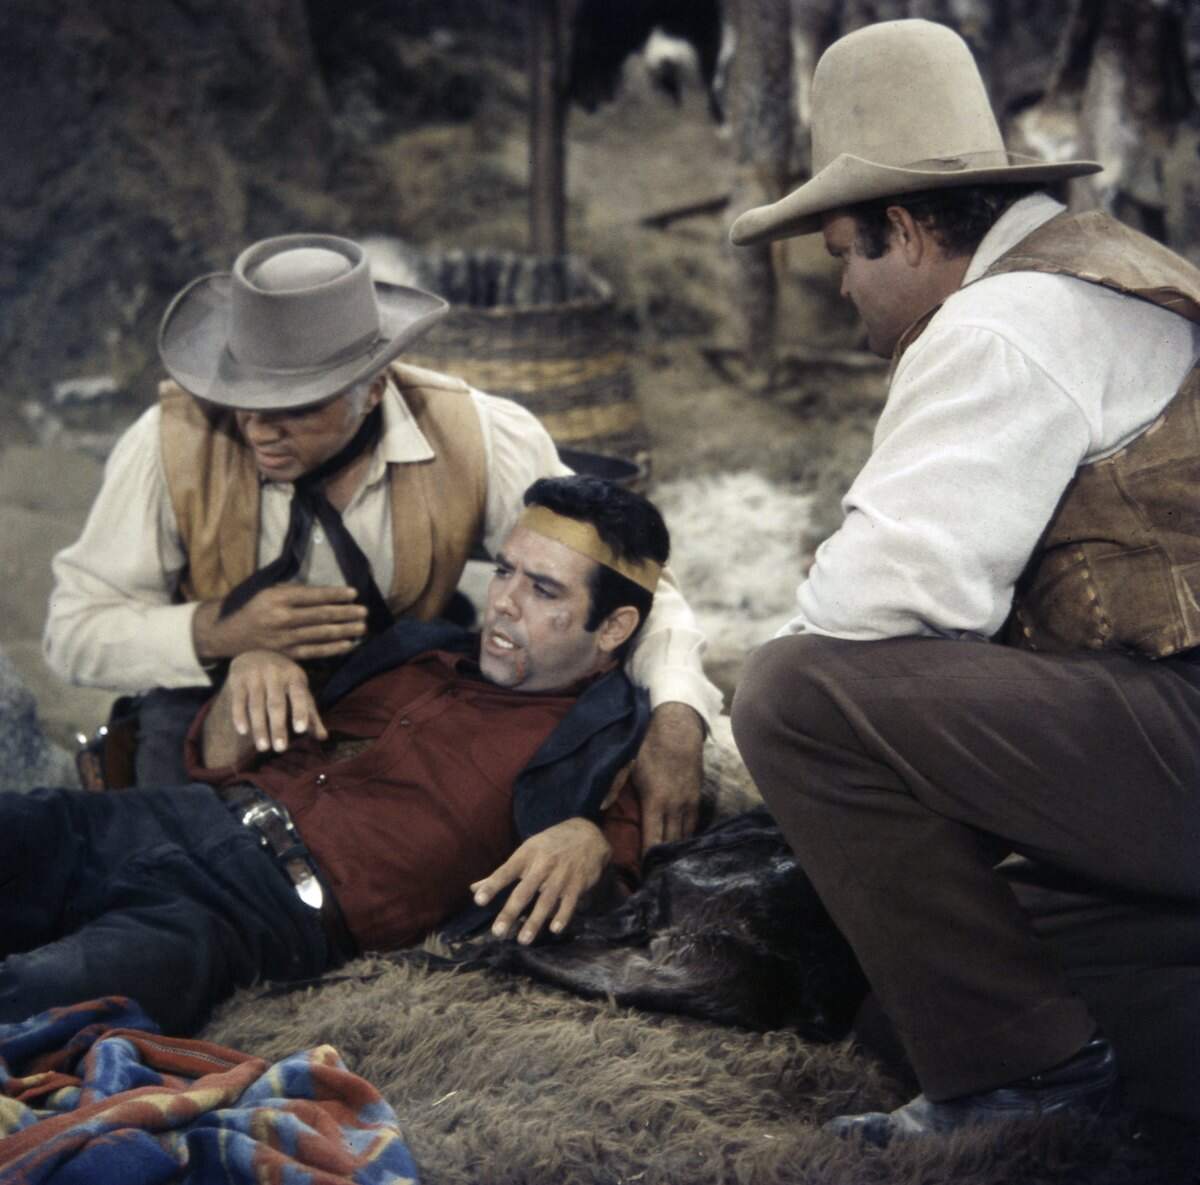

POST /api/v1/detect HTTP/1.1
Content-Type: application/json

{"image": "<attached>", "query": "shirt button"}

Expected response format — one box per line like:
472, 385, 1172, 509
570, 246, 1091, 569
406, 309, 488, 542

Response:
315, 773, 328, 786
313, 529, 325, 545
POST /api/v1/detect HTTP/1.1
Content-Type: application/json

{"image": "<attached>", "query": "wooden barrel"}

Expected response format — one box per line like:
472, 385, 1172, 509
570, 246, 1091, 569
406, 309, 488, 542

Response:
402, 250, 651, 471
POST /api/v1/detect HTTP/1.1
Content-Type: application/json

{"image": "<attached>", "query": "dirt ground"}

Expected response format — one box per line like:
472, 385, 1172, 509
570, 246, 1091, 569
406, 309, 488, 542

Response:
1, 45, 886, 751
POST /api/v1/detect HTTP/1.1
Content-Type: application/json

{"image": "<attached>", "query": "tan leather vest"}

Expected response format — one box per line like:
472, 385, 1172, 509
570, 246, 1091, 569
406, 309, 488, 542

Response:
896, 211, 1200, 658
159, 361, 488, 622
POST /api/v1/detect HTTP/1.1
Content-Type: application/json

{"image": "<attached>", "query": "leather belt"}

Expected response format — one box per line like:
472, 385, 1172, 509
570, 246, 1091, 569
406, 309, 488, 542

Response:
220, 783, 357, 959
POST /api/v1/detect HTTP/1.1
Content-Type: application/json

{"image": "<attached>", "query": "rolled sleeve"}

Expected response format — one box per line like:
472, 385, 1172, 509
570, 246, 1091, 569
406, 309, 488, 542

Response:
626, 570, 724, 724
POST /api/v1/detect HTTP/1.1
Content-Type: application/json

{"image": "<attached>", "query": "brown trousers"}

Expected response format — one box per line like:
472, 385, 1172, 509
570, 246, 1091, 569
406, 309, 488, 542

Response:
731, 634, 1200, 1110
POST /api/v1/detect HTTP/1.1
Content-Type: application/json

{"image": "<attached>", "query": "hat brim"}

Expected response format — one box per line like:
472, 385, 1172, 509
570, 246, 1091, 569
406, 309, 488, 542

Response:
729, 152, 1104, 246
158, 274, 450, 410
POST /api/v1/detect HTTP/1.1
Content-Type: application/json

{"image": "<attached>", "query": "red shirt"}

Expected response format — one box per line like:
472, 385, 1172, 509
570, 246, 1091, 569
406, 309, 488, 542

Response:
187, 651, 641, 950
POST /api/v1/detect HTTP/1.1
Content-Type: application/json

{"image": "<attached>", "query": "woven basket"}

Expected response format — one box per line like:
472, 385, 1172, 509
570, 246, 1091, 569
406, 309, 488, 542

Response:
402, 250, 651, 470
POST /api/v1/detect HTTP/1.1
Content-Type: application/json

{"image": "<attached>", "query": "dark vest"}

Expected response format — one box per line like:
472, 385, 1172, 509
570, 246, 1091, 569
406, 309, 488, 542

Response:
895, 211, 1200, 659
159, 361, 488, 622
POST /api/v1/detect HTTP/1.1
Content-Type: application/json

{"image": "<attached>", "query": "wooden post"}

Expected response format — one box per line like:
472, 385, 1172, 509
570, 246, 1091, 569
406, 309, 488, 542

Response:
725, 0, 794, 391
527, 0, 566, 258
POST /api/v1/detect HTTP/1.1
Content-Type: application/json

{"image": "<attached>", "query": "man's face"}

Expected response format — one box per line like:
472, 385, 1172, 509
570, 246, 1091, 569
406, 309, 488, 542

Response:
233, 384, 381, 482
479, 525, 614, 693
822, 211, 927, 358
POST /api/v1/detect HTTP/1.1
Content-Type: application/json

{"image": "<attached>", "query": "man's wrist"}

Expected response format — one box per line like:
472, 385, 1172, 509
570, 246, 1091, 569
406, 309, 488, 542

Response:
192, 599, 228, 663
649, 700, 706, 744
646, 676, 721, 735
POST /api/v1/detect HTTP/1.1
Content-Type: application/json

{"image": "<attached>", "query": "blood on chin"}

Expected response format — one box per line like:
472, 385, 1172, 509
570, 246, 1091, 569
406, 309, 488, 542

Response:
482, 634, 529, 685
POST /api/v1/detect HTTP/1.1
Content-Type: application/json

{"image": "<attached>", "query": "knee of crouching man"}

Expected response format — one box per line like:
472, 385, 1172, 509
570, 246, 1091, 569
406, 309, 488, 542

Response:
732, 634, 824, 756
732, 633, 865, 779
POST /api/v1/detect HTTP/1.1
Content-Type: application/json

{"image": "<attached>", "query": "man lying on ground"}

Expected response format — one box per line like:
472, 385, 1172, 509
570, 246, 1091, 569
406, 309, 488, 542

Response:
2, 475, 665, 1035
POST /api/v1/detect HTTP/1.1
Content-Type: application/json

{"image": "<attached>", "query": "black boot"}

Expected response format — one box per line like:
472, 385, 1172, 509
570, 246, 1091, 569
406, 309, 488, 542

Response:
827, 1037, 1119, 1147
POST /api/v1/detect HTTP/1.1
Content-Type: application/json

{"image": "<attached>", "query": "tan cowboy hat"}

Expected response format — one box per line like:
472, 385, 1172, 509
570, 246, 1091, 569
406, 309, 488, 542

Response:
158, 233, 449, 410
730, 19, 1102, 246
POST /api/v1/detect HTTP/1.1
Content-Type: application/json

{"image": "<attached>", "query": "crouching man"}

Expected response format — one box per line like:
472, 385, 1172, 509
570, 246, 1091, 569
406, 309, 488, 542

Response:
1, 476, 667, 1035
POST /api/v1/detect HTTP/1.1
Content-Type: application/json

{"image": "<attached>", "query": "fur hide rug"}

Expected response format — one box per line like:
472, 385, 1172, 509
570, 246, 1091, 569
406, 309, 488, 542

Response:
203, 950, 1161, 1185
200, 723, 1168, 1185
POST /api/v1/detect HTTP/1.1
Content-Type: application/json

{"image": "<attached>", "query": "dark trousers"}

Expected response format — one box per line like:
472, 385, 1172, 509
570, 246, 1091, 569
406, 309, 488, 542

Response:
0, 783, 334, 1035
1005, 855, 1200, 1121
731, 634, 1200, 1109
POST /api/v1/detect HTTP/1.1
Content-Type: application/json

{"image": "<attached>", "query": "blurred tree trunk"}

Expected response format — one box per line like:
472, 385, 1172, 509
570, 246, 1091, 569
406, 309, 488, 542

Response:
528, 0, 568, 258
724, 0, 794, 391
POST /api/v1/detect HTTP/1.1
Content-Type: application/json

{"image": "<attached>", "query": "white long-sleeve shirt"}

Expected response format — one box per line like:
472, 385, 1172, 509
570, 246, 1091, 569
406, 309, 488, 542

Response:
45, 377, 722, 724
782, 193, 1200, 641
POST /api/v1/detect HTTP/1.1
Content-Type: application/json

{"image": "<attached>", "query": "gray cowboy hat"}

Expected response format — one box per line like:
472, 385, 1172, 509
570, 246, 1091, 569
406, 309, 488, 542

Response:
730, 19, 1102, 246
158, 233, 449, 410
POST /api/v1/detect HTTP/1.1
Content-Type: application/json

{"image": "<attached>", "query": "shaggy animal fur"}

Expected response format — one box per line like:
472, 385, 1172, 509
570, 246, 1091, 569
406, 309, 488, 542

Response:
202, 952, 1160, 1185
651, 471, 814, 690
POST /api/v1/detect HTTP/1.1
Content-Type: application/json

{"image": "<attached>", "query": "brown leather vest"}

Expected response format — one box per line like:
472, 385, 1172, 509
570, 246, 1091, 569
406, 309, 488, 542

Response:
895, 211, 1200, 658
159, 361, 488, 622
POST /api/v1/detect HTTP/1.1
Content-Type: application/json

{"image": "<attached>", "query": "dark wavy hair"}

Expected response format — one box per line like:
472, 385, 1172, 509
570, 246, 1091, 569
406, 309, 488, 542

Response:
523, 475, 670, 652
848, 183, 1045, 259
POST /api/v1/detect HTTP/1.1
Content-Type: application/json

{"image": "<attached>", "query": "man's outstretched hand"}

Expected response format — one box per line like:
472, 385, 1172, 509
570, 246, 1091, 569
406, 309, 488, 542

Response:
471, 818, 611, 945
632, 701, 706, 854
201, 649, 328, 768
193, 584, 367, 663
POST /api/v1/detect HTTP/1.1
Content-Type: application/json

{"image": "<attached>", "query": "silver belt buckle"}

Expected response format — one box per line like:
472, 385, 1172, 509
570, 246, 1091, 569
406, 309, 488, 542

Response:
240, 796, 325, 911
239, 799, 275, 834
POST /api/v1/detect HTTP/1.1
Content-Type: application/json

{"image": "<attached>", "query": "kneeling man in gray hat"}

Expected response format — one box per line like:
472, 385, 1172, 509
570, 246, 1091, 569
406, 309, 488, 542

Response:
44, 235, 720, 851
730, 19, 1200, 1149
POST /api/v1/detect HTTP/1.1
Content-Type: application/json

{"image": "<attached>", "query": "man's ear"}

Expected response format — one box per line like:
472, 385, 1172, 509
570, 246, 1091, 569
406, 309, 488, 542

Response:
885, 205, 927, 266
595, 605, 640, 654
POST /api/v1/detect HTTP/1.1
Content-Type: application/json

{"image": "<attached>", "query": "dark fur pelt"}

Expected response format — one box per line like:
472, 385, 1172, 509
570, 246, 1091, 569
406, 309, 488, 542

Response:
403, 808, 868, 1040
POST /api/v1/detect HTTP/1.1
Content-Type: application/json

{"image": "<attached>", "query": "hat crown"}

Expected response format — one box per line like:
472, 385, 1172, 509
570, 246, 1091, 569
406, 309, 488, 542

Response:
248, 246, 353, 291
230, 235, 382, 371
157, 234, 450, 411
811, 19, 1007, 177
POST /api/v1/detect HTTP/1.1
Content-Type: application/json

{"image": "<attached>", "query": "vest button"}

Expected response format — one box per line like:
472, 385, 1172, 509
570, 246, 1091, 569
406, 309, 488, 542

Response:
315, 773, 328, 786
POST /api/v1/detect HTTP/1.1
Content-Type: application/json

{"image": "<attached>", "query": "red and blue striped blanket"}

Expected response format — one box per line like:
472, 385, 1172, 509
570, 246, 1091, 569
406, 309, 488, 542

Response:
0, 997, 419, 1184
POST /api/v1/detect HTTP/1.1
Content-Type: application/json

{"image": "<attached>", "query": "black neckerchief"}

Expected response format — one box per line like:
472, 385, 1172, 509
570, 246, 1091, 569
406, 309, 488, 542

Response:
219, 405, 392, 635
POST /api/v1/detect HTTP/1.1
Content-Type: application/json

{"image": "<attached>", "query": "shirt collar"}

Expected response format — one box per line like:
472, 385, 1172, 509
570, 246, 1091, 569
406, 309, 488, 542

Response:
962, 192, 1066, 286
362, 373, 436, 487
257, 375, 437, 492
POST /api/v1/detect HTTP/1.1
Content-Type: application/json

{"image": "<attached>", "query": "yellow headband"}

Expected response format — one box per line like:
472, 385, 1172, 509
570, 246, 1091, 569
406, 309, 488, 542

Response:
518, 505, 662, 593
